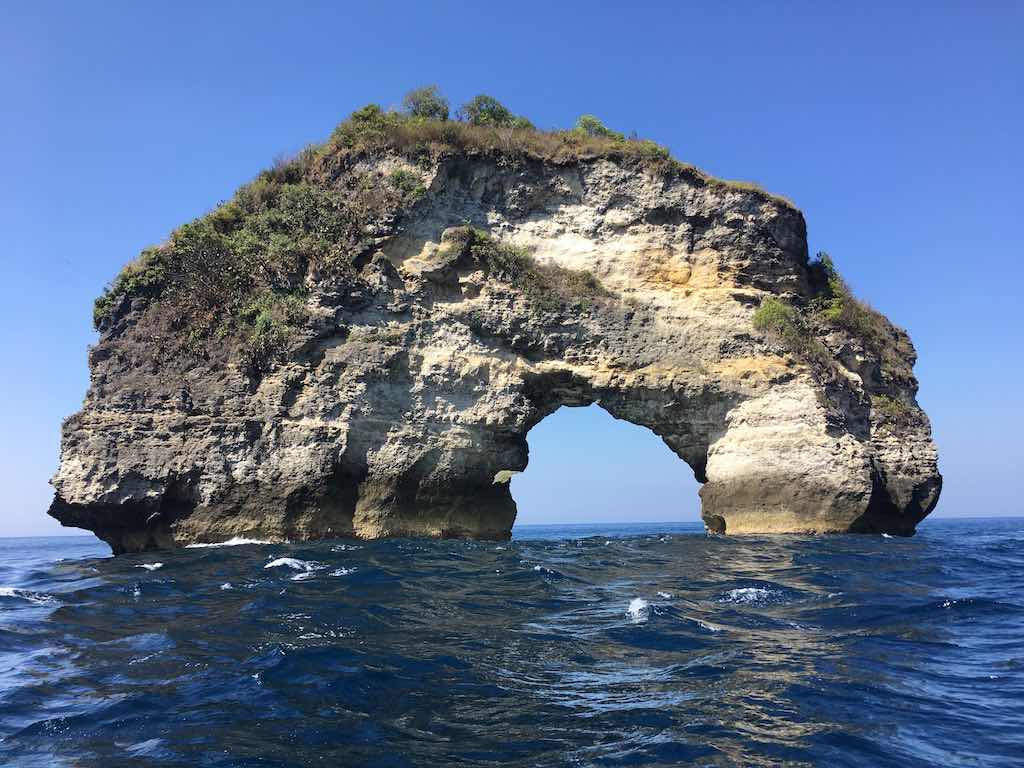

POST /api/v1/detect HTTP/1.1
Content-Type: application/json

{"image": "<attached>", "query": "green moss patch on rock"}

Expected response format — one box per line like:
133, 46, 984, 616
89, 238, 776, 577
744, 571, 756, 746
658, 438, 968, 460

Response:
449, 227, 612, 313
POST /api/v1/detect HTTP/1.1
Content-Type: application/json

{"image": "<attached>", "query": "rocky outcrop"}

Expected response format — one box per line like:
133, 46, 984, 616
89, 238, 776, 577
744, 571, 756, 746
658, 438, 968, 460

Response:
49, 113, 941, 552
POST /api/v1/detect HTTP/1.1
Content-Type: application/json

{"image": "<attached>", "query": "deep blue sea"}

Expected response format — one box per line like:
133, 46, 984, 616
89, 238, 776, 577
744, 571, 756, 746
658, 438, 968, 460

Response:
1, 519, 1022, 767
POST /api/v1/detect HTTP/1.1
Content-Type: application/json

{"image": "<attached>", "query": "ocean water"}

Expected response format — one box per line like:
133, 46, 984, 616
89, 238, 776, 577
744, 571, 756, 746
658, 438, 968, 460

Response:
1, 519, 1022, 767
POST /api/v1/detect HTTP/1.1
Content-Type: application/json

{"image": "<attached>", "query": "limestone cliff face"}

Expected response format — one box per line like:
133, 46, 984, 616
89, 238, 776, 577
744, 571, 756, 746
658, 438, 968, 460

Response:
49, 117, 941, 552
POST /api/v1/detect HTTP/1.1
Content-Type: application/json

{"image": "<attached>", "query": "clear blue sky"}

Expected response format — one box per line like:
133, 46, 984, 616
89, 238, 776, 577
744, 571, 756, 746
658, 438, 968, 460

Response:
2, 2, 1020, 536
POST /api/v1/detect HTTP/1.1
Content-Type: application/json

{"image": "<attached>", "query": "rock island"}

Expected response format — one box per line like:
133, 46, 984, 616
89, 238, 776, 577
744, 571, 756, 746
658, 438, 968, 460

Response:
49, 92, 942, 552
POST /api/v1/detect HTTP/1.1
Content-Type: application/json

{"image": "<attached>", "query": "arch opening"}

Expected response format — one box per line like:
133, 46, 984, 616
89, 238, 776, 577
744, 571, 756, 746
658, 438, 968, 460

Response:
510, 403, 703, 528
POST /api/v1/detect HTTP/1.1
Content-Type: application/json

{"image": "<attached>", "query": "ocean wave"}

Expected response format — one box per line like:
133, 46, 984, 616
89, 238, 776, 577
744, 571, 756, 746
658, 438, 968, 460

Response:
185, 537, 273, 548
0, 587, 57, 606
135, 563, 163, 571
264, 557, 318, 571
1, 519, 1022, 767
265, 558, 325, 581
697, 619, 723, 632
627, 597, 650, 622
717, 585, 793, 605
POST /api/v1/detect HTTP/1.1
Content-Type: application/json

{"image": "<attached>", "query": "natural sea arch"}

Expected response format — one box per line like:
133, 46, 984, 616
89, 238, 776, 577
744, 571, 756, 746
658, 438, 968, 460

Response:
511, 404, 703, 528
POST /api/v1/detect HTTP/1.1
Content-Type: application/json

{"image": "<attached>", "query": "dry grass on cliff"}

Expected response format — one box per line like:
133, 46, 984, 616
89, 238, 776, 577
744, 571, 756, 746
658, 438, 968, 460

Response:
317, 105, 797, 208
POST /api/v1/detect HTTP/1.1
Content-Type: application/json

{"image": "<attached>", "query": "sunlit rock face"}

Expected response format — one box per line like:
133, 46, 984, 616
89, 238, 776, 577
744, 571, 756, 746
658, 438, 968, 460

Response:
49, 145, 941, 552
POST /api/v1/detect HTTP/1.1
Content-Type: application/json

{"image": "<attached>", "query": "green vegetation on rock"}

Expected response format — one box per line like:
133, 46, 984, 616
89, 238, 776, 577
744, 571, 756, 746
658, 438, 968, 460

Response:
752, 295, 835, 375
322, 89, 778, 199
573, 114, 625, 141
871, 393, 914, 426
401, 85, 449, 121
460, 94, 513, 126
752, 297, 799, 339
92, 247, 170, 328
752, 252, 915, 389
91, 154, 371, 374
387, 168, 426, 199
92, 86, 796, 376
809, 252, 913, 379
452, 227, 611, 312
238, 289, 309, 374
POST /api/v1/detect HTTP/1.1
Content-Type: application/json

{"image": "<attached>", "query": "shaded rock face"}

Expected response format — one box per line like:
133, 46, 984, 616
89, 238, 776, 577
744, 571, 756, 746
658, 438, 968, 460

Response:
50, 152, 941, 552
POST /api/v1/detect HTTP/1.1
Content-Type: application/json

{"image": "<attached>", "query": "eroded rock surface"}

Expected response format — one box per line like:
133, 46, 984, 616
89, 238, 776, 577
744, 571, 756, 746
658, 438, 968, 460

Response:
49, 119, 941, 552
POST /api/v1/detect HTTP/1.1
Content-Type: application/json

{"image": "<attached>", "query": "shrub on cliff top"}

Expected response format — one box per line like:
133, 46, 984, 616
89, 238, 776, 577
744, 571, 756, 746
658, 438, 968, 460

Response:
573, 114, 625, 142
750, 254, 914, 386
91, 158, 382, 375
401, 85, 449, 121
93, 247, 171, 328
319, 93, 789, 205
809, 252, 913, 380
324, 104, 691, 184
459, 94, 515, 127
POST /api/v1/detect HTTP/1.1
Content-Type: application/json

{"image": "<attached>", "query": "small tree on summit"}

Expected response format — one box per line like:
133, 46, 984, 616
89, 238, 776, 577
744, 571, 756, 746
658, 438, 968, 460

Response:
460, 94, 515, 127
402, 85, 449, 121
573, 114, 624, 141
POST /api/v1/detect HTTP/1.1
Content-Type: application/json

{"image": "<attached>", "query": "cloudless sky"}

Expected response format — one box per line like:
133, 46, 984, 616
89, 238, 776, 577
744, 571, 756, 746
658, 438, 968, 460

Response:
1, 1, 1021, 536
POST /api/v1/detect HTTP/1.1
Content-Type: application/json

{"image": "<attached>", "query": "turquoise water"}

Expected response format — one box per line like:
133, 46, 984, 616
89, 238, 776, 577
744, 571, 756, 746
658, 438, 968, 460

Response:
1, 519, 1022, 766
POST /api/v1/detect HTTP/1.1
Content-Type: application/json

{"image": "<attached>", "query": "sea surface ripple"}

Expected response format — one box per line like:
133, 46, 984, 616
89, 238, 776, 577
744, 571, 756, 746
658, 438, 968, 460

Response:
1, 518, 1022, 767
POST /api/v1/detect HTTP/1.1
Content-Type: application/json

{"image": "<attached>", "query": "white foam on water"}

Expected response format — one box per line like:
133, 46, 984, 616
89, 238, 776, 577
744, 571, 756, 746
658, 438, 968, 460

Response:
127, 653, 160, 666
330, 568, 356, 577
533, 565, 542, 571
297, 627, 352, 641
123, 738, 164, 757
696, 619, 723, 633
330, 544, 362, 552
0, 587, 57, 606
220, 582, 233, 590
656, 591, 672, 599
788, 621, 818, 632
720, 587, 774, 604
135, 563, 163, 571
882, 533, 893, 539
264, 557, 316, 571
265, 557, 325, 581
627, 597, 649, 622
186, 537, 272, 548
